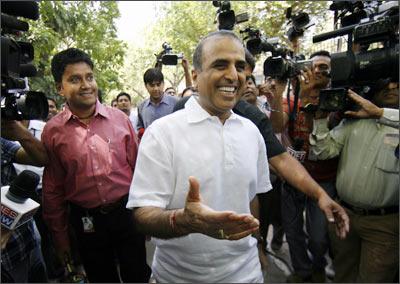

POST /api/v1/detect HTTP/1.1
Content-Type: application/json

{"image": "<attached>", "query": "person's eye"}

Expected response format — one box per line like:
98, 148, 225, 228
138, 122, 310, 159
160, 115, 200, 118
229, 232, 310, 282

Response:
236, 64, 245, 72
87, 75, 94, 81
70, 77, 80, 83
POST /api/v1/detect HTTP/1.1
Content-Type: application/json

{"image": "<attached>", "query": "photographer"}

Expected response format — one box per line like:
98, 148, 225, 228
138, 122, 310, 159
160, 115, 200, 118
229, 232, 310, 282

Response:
271, 50, 339, 282
1, 120, 48, 283
309, 81, 399, 283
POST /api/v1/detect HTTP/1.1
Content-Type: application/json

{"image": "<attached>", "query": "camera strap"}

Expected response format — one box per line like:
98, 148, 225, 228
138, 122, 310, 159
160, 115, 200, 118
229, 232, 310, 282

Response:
287, 78, 300, 136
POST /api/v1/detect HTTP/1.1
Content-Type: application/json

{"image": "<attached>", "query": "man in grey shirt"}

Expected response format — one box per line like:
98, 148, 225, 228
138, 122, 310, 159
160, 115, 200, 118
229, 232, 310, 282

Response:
309, 81, 399, 283
137, 68, 177, 138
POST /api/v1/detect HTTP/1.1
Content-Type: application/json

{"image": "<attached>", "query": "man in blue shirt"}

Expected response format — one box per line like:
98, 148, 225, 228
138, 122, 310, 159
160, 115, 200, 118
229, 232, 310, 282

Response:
137, 68, 178, 138
1, 120, 49, 282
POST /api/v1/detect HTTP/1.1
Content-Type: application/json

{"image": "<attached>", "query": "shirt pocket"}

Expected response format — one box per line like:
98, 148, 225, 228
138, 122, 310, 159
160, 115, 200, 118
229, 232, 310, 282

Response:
375, 144, 399, 174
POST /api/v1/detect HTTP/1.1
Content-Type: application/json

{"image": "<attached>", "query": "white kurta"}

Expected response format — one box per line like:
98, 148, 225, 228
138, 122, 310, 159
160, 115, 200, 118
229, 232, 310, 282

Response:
127, 96, 271, 282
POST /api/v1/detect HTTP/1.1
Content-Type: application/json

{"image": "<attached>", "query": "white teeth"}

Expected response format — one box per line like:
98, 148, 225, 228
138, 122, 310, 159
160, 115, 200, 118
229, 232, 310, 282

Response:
218, 86, 235, 92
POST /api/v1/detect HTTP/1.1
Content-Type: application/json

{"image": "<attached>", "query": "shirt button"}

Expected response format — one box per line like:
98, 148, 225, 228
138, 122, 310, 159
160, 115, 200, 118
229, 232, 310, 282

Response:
94, 166, 98, 169
98, 182, 102, 186
87, 129, 90, 132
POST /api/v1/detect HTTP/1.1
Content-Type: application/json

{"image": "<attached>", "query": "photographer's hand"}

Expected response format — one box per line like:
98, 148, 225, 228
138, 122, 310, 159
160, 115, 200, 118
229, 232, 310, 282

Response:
181, 56, 193, 87
345, 89, 383, 118
1, 120, 48, 166
298, 67, 319, 105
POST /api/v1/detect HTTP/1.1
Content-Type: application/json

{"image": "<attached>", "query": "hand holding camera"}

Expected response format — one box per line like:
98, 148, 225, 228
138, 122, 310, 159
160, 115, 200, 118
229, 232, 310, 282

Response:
344, 89, 383, 119
298, 67, 320, 106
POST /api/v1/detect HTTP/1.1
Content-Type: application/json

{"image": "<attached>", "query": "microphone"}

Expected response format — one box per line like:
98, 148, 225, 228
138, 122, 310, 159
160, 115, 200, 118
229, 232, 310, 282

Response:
1, 1, 40, 20
1, 170, 40, 230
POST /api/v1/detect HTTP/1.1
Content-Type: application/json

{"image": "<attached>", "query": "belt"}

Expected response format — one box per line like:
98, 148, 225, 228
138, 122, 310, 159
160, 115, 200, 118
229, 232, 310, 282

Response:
70, 196, 127, 215
340, 200, 399, 216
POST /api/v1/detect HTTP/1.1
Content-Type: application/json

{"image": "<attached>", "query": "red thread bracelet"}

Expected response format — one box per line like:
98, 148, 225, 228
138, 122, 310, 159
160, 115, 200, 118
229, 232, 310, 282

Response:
169, 210, 177, 231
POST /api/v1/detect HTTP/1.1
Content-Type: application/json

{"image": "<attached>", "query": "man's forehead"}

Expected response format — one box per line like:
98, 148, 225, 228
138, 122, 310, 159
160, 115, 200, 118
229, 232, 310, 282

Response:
147, 81, 162, 85
312, 55, 330, 64
203, 35, 244, 56
64, 62, 93, 76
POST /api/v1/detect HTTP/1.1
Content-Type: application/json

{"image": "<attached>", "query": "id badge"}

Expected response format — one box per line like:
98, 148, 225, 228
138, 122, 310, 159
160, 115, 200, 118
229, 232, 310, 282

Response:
82, 216, 95, 233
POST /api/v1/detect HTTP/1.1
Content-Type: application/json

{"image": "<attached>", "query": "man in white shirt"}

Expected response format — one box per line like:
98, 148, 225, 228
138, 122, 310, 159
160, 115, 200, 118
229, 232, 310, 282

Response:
127, 30, 271, 282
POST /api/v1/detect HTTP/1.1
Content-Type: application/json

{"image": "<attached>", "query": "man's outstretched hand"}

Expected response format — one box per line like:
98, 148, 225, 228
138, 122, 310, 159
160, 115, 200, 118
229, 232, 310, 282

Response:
317, 192, 350, 239
177, 176, 259, 241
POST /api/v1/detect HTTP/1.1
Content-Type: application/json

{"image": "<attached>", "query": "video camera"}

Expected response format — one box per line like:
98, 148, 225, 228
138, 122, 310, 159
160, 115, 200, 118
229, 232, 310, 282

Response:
313, 0, 399, 112
285, 7, 313, 41
241, 27, 312, 80
155, 42, 183, 66
212, 0, 249, 30
1, 1, 48, 121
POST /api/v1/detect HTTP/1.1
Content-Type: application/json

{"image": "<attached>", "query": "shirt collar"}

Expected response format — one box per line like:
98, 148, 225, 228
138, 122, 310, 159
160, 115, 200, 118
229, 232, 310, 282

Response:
185, 95, 239, 124
61, 100, 109, 124
145, 94, 171, 107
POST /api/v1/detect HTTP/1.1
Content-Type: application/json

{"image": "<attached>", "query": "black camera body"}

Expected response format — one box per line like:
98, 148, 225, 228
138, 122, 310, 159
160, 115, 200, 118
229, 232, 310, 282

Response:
212, 0, 248, 31
286, 7, 312, 41
263, 57, 312, 80
1, 1, 48, 121
314, 0, 398, 112
155, 42, 183, 67
241, 27, 312, 80
161, 42, 183, 66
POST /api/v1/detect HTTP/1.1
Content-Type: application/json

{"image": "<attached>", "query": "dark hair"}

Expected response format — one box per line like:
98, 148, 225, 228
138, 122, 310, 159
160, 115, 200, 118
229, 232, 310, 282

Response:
116, 92, 131, 102
47, 97, 58, 108
245, 48, 256, 72
180, 86, 196, 97
51, 48, 94, 84
193, 30, 243, 71
165, 87, 176, 92
143, 68, 164, 84
310, 50, 331, 59
246, 75, 256, 84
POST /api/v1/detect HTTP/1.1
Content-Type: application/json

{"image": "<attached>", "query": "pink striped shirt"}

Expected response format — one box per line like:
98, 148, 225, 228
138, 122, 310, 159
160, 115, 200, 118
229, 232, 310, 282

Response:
42, 100, 138, 250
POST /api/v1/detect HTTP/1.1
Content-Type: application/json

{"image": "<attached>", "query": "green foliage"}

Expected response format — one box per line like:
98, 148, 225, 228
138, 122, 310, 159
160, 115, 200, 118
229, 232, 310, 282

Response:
24, 1, 126, 104
122, 1, 330, 101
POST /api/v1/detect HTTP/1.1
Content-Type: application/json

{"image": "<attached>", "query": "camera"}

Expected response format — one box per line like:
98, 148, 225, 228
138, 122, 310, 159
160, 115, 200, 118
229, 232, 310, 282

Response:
241, 27, 312, 80
212, 0, 248, 30
263, 57, 313, 80
1, 1, 48, 121
155, 42, 183, 66
313, 0, 398, 111
285, 7, 313, 41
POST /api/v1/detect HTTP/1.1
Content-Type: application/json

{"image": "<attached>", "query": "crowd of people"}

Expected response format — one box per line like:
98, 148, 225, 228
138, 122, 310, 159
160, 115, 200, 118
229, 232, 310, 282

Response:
1, 27, 398, 284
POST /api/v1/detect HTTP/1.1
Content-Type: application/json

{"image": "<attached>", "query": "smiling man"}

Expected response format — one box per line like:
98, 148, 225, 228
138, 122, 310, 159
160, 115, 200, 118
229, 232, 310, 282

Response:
127, 30, 271, 282
41, 48, 150, 283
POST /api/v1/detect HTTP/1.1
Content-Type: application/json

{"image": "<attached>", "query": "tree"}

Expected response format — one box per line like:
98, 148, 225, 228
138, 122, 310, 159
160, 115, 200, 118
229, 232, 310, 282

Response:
121, 1, 330, 101
24, 1, 126, 105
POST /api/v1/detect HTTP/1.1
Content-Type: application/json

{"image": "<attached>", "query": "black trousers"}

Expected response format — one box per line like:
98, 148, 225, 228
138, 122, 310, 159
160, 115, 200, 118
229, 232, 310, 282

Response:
69, 197, 151, 283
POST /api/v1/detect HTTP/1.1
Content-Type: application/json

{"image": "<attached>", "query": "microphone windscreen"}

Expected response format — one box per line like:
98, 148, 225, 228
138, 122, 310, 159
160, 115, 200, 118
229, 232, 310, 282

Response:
7, 170, 40, 202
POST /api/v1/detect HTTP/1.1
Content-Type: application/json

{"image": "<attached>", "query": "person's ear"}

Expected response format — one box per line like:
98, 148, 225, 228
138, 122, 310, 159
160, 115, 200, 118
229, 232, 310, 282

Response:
192, 69, 198, 88
56, 83, 64, 97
